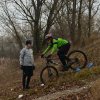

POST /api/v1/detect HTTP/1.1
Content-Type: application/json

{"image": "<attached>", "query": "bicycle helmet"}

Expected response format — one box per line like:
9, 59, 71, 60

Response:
45, 33, 53, 40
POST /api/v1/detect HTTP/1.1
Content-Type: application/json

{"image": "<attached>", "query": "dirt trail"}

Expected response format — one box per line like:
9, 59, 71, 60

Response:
33, 83, 92, 100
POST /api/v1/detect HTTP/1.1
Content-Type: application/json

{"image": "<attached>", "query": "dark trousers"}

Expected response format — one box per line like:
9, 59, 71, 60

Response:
57, 43, 70, 68
22, 66, 33, 89
22, 72, 31, 89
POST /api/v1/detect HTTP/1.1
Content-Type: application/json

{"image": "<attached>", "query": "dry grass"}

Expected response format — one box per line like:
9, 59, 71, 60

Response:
0, 36, 100, 100
0, 58, 20, 84
0, 36, 100, 99
90, 79, 100, 100
0, 58, 100, 99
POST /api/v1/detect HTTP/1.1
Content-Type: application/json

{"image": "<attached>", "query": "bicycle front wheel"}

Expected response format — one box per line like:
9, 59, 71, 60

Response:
40, 66, 59, 84
67, 50, 87, 70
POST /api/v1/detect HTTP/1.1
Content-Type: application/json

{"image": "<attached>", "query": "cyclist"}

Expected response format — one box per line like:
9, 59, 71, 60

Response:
41, 33, 71, 71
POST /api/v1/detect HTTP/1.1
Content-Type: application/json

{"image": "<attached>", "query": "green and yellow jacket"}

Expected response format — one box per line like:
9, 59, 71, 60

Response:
43, 38, 69, 55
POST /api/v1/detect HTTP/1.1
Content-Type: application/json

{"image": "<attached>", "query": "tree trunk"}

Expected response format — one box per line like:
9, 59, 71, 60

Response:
33, 22, 40, 52
33, 7, 41, 52
15, 34, 23, 49
77, 0, 83, 42
32, 0, 42, 53
88, 0, 92, 37
44, 0, 59, 38
66, 0, 71, 34
70, 0, 77, 44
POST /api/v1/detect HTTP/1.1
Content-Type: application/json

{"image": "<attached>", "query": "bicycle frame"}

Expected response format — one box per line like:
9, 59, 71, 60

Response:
45, 56, 80, 70
45, 57, 59, 67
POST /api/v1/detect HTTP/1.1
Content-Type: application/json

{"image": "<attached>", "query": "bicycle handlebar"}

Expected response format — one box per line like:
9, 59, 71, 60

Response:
42, 56, 59, 65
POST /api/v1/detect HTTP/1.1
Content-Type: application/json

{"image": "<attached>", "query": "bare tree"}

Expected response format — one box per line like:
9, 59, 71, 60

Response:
0, 0, 100, 54
13, 0, 64, 52
77, 0, 83, 42
84, 0, 100, 37
0, 1, 23, 49
70, 0, 77, 43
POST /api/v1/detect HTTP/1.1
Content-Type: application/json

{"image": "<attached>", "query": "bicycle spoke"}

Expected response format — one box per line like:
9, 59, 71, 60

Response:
67, 50, 87, 70
40, 66, 59, 84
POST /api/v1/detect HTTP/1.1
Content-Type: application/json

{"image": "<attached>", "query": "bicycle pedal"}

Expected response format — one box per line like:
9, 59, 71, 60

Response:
87, 63, 94, 68
49, 73, 53, 77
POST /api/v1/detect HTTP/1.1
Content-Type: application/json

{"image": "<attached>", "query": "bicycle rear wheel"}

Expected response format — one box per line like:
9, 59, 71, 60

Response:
40, 66, 59, 84
67, 50, 87, 70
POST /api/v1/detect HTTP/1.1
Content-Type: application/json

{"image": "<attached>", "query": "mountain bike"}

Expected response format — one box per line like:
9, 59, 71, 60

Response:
40, 50, 87, 84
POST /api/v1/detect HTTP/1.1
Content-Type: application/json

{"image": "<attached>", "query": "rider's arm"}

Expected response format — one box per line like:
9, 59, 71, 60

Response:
50, 44, 58, 55
43, 45, 51, 55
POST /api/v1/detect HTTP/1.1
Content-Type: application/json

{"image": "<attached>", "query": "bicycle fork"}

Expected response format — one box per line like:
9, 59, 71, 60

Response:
47, 67, 53, 77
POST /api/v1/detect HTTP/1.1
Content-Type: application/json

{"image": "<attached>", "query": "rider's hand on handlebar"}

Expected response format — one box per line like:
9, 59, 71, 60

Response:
47, 54, 52, 58
41, 54, 44, 58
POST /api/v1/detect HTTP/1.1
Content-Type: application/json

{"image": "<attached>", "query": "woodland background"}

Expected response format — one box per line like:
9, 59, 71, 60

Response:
0, 0, 100, 57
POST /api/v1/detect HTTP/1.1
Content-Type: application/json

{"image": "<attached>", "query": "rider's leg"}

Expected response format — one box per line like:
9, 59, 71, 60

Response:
57, 43, 70, 69
58, 52, 68, 68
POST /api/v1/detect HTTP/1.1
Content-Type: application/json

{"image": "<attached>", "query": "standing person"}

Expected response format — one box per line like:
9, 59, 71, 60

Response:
20, 40, 35, 90
41, 33, 71, 71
